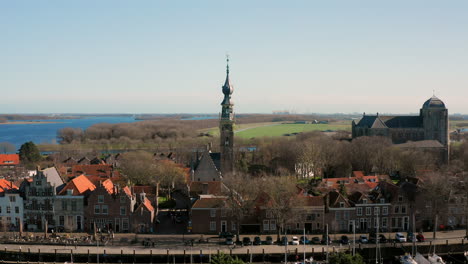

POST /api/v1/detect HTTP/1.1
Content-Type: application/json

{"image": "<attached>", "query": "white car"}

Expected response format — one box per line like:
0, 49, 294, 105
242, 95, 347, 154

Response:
395, 233, 407, 242
359, 235, 368, 243
291, 236, 300, 245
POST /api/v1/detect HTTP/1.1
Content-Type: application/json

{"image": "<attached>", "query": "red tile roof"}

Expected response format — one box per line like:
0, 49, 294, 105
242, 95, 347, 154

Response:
0, 179, 18, 192
0, 154, 19, 166
142, 197, 154, 211
72, 164, 119, 179
58, 174, 96, 195
102, 179, 115, 195
122, 186, 132, 197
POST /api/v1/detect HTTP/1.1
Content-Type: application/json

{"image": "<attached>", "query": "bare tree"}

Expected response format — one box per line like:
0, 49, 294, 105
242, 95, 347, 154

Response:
0, 142, 16, 153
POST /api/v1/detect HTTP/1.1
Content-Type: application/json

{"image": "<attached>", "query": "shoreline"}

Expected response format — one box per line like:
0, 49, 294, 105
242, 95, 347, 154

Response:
0, 121, 60, 125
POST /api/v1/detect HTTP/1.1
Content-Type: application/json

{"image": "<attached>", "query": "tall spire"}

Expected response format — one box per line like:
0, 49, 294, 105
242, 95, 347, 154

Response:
219, 54, 235, 175
222, 54, 233, 104
226, 54, 230, 75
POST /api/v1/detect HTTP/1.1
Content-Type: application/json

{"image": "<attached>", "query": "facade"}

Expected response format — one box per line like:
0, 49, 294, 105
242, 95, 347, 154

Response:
54, 174, 96, 232
191, 195, 233, 234
0, 179, 23, 231
325, 191, 356, 233
23, 167, 64, 231
352, 96, 449, 161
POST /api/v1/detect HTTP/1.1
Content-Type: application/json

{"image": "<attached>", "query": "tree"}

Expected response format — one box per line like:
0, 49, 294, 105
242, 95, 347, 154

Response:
157, 160, 186, 198
119, 151, 159, 185
18, 141, 42, 164
329, 252, 364, 264
210, 253, 244, 264
0, 142, 16, 154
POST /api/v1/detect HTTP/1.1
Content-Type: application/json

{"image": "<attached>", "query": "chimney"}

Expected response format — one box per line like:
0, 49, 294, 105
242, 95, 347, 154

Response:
140, 192, 146, 202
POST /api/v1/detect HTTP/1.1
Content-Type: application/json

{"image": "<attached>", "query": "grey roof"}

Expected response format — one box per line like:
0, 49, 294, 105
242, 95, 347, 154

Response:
356, 115, 423, 129
41, 167, 65, 191
396, 140, 444, 148
422, 96, 445, 108
209, 152, 221, 171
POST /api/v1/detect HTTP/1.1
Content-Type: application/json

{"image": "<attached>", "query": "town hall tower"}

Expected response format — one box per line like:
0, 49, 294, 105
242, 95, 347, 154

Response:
220, 57, 234, 174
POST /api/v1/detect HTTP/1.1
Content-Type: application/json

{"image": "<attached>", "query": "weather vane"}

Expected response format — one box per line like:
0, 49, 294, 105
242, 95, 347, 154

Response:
226, 53, 230, 74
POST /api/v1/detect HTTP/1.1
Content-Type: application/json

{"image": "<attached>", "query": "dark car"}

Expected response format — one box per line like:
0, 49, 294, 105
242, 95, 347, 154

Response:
280, 236, 288, 245
379, 234, 387, 243
242, 237, 252, 246
266, 236, 273, 245
225, 237, 234, 245
340, 235, 349, 244
300, 236, 310, 245
253, 236, 262, 245
311, 237, 321, 244
321, 235, 332, 245
416, 233, 425, 242
369, 232, 377, 243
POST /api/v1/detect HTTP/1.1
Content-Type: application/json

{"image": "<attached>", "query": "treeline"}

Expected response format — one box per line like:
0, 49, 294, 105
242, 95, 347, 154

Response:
0, 115, 75, 123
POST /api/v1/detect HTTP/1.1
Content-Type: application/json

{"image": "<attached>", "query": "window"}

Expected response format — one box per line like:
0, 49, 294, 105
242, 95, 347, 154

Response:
374, 218, 378, 228
398, 196, 403, 202
122, 218, 129, 231
120, 206, 127, 215
232, 222, 236, 231
263, 220, 269, 231
71, 201, 77, 211
366, 207, 372, 216
394, 206, 400, 214
343, 211, 350, 220
9, 196, 16, 202
102, 205, 109, 215
382, 207, 388, 215
339, 202, 345, 208
401, 205, 407, 214
374, 207, 380, 216
380, 198, 385, 203
357, 207, 362, 216
94, 205, 100, 214
335, 212, 341, 221
6, 206, 11, 214
59, 215, 65, 226
270, 220, 276, 231
210, 209, 216, 217
362, 199, 368, 204
98, 195, 104, 203
221, 209, 227, 217
382, 217, 388, 228
15, 207, 19, 214
0, 206, 2, 213
62, 201, 67, 210
210, 221, 216, 231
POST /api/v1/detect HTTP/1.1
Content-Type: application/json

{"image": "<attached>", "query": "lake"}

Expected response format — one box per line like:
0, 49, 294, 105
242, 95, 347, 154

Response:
0, 116, 138, 150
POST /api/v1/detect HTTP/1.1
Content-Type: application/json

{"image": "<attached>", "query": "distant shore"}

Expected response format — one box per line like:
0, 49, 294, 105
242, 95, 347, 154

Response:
0, 121, 60, 125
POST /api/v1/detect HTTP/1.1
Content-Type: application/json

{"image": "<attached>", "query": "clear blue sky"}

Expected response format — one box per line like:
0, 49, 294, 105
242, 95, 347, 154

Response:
1, 1, 467, 114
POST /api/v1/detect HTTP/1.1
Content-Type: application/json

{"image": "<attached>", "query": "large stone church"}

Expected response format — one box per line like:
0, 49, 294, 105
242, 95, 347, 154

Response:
352, 95, 449, 161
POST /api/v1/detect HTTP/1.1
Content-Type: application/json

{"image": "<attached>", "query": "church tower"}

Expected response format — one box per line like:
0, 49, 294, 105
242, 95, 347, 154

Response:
420, 95, 449, 147
220, 56, 234, 174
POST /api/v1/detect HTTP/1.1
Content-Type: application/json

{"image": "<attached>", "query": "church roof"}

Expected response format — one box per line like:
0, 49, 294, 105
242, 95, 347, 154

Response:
422, 96, 445, 108
209, 152, 221, 171
355, 115, 423, 129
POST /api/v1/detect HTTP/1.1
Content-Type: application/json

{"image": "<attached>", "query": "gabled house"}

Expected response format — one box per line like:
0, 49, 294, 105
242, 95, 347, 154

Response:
131, 192, 155, 233
192, 149, 222, 182
54, 174, 96, 232
0, 154, 20, 168
324, 191, 356, 233
191, 195, 231, 234
0, 179, 23, 231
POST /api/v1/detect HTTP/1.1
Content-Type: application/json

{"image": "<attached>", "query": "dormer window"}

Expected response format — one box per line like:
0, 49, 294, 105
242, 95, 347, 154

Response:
339, 202, 345, 208
380, 198, 385, 203
98, 195, 104, 203
67, 189, 73, 196
363, 199, 368, 204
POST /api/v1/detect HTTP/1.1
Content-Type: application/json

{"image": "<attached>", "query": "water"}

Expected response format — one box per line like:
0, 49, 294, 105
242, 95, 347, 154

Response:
0, 116, 137, 150
181, 116, 217, 120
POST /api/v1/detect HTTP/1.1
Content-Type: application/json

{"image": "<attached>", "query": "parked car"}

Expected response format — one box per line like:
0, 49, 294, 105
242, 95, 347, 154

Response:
359, 235, 368, 244
311, 237, 321, 244
416, 233, 425, 242
242, 237, 252, 246
407, 232, 416, 242
253, 236, 262, 245
225, 237, 234, 245
280, 236, 288, 245
266, 236, 273, 245
369, 232, 377, 243
291, 236, 300, 245
395, 233, 406, 242
340, 235, 349, 244
379, 234, 387, 243
300, 236, 309, 245
321, 235, 332, 245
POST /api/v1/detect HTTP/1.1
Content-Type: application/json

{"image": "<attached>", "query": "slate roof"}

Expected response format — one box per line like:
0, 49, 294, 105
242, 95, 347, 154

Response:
0, 154, 20, 165
422, 96, 445, 108
190, 181, 222, 195
355, 115, 423, 129
42, 167, 64, 188
209, 153, 221, 171
192, 196, 227, 209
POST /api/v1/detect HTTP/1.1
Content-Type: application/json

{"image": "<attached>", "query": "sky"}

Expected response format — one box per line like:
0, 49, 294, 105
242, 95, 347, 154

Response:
1, 1, 468, 114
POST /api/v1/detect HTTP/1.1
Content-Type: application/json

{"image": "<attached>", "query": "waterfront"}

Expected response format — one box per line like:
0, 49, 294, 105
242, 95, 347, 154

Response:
0, 116, 137, 150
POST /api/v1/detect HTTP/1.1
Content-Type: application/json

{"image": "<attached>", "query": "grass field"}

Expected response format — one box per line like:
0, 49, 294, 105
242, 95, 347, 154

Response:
235, 122, 351, 139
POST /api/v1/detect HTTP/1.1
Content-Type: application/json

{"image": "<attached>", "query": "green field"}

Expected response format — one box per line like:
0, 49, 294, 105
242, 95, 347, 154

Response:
235, 122, 351, 139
